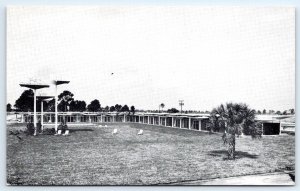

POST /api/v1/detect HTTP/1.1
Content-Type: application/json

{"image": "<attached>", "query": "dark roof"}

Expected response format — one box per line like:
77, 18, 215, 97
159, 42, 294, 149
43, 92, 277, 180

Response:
20, 84, 49, 89
53, 80, 70, 85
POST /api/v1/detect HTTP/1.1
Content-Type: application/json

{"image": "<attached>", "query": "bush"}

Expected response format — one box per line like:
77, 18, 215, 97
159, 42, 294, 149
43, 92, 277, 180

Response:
26, 123, 35, 135
43, 128, 56, 135
36, 122, 42, 133
58, 124, 68, 133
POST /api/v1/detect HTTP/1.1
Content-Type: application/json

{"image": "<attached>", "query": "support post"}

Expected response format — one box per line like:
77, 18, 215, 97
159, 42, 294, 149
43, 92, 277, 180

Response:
33, 89, 37, 136
55, 85, 58, 132
189, 118, 191, 129
41, 100, 44, 132
279, 122, 282, 135
199, 119, 202, 131
172, 117, 174, 127
180, 118, 182, 128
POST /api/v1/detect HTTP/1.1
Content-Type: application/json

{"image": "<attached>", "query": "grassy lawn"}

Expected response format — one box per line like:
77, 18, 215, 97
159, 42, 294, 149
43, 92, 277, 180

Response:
7, 123, 295, 185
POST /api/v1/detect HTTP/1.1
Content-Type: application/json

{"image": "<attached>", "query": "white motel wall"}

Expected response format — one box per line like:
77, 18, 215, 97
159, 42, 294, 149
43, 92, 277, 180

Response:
9, 112, 295, 135
17, 112, 211, 131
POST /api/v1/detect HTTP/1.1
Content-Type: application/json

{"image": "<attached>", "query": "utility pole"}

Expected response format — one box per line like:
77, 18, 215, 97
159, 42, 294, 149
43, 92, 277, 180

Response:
179, 100, 184, 113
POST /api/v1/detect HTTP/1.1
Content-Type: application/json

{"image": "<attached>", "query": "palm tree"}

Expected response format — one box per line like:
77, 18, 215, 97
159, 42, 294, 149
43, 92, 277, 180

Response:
210, 103, 261, 159
208, 113, 225, 132
160, 103, 165, 113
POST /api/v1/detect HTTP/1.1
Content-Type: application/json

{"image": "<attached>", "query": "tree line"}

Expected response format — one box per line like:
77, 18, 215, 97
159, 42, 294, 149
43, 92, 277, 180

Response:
7, 89, 136, 113
256, 109, 295, 115
7, 89, 295, 116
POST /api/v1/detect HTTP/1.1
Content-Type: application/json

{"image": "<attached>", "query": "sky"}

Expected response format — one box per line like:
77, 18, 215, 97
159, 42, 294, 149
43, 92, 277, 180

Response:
7, 6, 295, 111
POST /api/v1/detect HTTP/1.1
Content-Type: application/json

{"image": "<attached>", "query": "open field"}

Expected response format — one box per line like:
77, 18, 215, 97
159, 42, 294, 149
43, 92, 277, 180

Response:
7, 123, 295, 185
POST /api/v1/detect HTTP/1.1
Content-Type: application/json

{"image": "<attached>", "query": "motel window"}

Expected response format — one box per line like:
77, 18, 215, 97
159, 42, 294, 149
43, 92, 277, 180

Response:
182, 118, 189, 128
175, 119, 180, 127
105, 116, 111, 122
43, 115, 47, 122
166, 117, 172, 126
72, 115, 77, 122
201, 120, 208, 131
155, 117, 159, 125
193, 121, 199, 130
162, 118, 166, 125
47, 115, 51, 122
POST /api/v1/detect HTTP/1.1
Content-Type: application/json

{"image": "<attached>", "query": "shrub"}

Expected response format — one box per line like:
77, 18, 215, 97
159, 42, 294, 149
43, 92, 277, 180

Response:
43, 128, 56, 135
58, 124, 68, 133
36, 122, 42, 134
25, 123, 35, 135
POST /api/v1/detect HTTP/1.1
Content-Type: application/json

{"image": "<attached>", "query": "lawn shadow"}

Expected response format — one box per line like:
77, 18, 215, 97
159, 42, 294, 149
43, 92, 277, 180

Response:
208, 150, 259, 160
130, 123, 210, 137
36, 128, 94, 136
69, 129, 94, 132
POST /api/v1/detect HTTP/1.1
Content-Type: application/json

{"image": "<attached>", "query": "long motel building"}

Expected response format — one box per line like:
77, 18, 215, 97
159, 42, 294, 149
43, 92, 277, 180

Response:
16, 112, 295, 135
19, 112, 211, 131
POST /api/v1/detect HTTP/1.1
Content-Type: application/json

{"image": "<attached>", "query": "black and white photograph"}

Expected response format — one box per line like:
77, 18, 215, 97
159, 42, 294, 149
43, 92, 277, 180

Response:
6, 6, 295, 185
